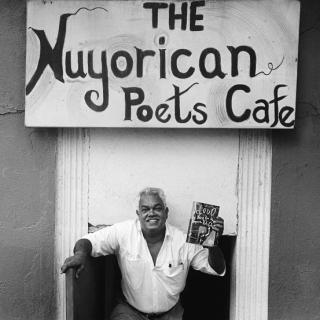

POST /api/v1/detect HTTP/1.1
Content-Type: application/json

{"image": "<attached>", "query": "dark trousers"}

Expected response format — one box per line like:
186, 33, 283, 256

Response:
110, 301, 183, 320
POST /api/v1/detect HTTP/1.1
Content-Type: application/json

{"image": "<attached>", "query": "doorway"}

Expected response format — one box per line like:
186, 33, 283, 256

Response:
55, 129, 271, 320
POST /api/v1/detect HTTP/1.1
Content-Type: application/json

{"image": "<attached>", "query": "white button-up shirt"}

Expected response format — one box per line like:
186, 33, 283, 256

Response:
83, 219, 223, 313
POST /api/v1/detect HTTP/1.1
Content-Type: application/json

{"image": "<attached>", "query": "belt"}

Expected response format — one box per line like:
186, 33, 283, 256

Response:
126, 302, 173, 319
141, 312, 167, 319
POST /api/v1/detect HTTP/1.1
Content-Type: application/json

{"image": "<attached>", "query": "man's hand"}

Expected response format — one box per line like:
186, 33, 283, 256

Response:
60, 238, 93, 279
61, 252, 87, 278
212, 216, 224, 241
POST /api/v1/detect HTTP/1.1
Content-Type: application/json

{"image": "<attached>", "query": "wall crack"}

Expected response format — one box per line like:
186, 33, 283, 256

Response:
0, 108, 25, 116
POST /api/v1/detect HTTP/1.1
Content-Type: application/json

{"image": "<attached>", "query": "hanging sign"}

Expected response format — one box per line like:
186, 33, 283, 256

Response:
25, 0, 300, 128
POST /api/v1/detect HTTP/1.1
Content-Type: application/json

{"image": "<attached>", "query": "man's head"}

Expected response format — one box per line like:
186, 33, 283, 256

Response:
136, 187, 168, 235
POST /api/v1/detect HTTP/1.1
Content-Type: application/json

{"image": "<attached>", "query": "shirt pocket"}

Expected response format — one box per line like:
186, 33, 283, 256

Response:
122, 253, 146, 290
162, 263, 187, 295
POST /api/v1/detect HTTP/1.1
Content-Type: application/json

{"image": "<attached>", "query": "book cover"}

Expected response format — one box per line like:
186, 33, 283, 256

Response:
186, 201, 220, 247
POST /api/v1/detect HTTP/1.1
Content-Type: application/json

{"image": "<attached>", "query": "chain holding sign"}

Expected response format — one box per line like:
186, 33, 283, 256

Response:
25, 0, 300, 128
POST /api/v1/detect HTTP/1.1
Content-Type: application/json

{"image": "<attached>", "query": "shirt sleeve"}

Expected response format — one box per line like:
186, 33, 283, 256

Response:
82, 224, 120, 257
187, 243, 225, 276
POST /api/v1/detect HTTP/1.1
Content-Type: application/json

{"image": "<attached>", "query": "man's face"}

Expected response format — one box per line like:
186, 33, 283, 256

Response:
136, 193, 168, 234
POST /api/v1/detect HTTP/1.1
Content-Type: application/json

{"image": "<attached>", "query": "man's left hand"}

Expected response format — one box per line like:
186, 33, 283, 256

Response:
212, 217, 224, 239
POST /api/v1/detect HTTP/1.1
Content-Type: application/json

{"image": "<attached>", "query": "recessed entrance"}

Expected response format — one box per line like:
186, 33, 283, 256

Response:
55, 129, 271, 320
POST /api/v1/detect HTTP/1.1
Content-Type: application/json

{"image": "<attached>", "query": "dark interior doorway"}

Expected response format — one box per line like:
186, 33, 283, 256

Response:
181, 236, 235, 320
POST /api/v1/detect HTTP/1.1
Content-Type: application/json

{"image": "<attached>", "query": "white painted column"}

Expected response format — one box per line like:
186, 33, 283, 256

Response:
54, 128, 90, 320
230, 130, 272, 320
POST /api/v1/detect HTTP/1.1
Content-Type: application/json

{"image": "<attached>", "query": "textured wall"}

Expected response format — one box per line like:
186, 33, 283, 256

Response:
0, 1, 57, 319
269, 1, 320, 319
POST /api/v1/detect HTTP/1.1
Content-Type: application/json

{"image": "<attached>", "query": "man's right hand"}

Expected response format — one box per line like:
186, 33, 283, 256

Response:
61, 252, 87, 279
61, 238, 92, 278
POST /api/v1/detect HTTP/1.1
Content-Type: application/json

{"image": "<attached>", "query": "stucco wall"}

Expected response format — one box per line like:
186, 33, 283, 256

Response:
0, 1, 57, 319
269, 1, 320, 319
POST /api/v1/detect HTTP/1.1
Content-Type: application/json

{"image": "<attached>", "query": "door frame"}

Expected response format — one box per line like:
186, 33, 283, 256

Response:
54, 128, 271, 320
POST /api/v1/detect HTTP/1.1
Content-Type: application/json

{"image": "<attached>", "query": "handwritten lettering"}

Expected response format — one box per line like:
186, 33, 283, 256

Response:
26, 2, 293, 128
143, 1, 205, 31
226, 84, 294, 127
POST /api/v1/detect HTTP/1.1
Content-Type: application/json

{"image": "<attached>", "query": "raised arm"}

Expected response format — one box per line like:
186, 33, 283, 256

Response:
207, 217, 225, 274
208, 245, 225, 275
61, 238, 92, 278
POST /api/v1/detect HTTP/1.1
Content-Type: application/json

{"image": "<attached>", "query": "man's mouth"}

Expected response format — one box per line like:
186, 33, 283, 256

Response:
146, 217, 159, 223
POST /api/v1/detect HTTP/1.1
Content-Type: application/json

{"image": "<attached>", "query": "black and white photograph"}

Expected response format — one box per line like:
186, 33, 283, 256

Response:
0, 0, 319, 319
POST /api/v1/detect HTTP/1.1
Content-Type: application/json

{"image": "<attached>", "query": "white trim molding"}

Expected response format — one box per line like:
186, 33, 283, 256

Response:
230, 130, 272, 320
54, 129, 272, 320
55, 128, 90, 320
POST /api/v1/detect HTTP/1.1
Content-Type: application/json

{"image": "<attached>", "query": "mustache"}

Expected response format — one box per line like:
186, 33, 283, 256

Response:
146, 215, 160, 220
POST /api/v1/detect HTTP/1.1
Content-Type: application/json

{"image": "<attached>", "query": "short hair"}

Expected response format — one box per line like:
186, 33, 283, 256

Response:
138, 187, 167, 208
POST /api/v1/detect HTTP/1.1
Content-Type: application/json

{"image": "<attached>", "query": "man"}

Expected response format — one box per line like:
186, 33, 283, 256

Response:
61, 187, 225, 320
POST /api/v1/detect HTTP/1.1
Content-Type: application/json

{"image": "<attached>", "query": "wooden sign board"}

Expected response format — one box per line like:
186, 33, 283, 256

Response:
25, 0, 300, 128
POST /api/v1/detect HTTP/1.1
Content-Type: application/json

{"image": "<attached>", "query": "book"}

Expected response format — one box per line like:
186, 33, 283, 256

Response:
186, 201, 220, 247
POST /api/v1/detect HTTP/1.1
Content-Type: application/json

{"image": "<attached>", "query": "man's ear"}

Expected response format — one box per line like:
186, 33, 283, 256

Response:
165, 207, 169, 218
136, 210, 139, 216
